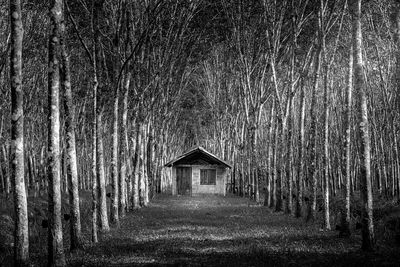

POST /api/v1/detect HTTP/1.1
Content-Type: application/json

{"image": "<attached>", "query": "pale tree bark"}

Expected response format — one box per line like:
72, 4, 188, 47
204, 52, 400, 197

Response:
110, 77, 120, 226
265, 102, 275, 207
110, 1, 125, 224
307, 47, 321, 222
271, 120, 279, 210
97, 111, 110, 232
285, 43, 296, 215
119, 72, 131, 216
91, 61, 98, 242
320, 2, 331, 230
9, 0, 29, 265
90, 0, 100, 244
395, 2, 400, 117
133, 121, 141, 208
60, 1, 82, 249
47, 0, 66, 265
296, 80, 305, 218
139, 123, 147, 207
394, 0, 400, 203
270, 62, 283, 212
340, 45, 353, 237
147, 124, 154, 200
143, 124, 149, 206
351, 0, 375, 251
285, 101, 293, 215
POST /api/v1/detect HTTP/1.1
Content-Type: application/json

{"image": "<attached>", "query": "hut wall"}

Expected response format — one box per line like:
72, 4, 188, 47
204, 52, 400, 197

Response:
191, 165, 227, 195
171, 167, 177, 195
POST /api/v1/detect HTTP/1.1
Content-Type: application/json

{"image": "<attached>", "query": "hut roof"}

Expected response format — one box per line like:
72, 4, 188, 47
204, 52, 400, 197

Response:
164, 146, 232, 168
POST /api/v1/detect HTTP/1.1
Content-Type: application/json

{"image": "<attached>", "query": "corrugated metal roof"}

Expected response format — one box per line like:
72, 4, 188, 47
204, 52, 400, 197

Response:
164, 146, 232, 168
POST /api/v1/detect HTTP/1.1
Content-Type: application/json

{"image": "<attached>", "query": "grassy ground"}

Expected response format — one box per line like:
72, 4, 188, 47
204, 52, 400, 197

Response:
63, 194, 400, 267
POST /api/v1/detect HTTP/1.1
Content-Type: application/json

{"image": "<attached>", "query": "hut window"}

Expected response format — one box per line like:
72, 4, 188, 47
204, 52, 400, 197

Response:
200, 169, 216, 185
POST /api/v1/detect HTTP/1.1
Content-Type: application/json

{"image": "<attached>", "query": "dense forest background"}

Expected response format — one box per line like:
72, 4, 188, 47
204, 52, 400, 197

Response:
1, 0, 400, 266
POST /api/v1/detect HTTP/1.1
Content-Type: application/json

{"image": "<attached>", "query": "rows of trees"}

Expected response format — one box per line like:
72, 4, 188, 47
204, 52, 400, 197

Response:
1, 0, 399, 265
2, 0, 204, 265
193, 0, 397, 251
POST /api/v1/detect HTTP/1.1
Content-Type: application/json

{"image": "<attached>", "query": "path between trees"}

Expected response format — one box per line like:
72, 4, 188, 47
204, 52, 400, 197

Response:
68, 195, 399, 266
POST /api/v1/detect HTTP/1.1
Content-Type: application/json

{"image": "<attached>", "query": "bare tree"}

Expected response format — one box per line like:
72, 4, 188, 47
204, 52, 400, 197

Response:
340, 45, 353, 237
9, 0, 29, 265
47, 0, 66, 265
60, 0, 82, 249
350, 0, 375, 251
97, 111, 110, 232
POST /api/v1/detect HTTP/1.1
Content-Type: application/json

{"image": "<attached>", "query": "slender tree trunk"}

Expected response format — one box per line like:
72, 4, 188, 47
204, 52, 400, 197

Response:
60, 3, 82, 249
10, 0, 29, 265
147, 124, 153, 200
119, 72, 130, 216
143, 124, 149, 206
48, 0, 66, 265
274, 122, 282, 212
340, 45, 353, 237
286, 44, 296, 215
286, 96, 294, 215
395, 2, 400, 116
90, 0, 101, 244
394, 0, 400, 202
133, 122, 141, 208
141, 123, 149, 206
296, 82, 305, 218
322, 54, 331, 230
3, 145, 11, 198
265, 102, 275, 207
91, 62, 98, 243
97, 111, 110, 232
307, 47, 321, 221
271, 120, 279, 209
351, 0, 375, 251
110, 81, 120, 226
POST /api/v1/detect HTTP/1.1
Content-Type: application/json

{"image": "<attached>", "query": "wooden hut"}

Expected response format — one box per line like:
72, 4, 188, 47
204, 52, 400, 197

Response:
164, 147, 232, 196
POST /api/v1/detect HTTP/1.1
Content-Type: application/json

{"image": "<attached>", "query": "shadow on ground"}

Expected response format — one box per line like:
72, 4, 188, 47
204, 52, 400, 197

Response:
67, 195, 400, 266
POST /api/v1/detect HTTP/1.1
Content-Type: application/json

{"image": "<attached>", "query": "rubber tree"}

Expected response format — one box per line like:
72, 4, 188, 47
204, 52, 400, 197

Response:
340, 44, 353, 237
350, 0, 375, 251
60, 0, 82, 249
10, 0, 29, 265
47, 0, 66, 265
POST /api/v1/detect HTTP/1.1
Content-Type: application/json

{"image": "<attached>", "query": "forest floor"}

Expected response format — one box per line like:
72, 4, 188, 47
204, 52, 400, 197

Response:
62, 194, 400, 267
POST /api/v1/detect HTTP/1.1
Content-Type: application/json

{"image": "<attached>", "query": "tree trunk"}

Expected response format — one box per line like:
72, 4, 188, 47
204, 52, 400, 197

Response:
265, 102, 275, 207
296, 81, 305, 218
60, 2, 82, 249
47, 0, 66, 265
271, 120, 279, 209
307, 47, 321, 222
143, 124, 149, 206
133, 122, 141, 208
322, 50, 331, 230
90, 0, 102, 245
97, 111, 110, 232
119, 72, 130, 216
147, 124, 153, 200
110, 79, 120, 226
286, 96, 294, 215
394, 0, 400, 202
351, 0, 375, 251
395, 2, 400, 117
10, 0, 29, 265
340, 45, 353, 237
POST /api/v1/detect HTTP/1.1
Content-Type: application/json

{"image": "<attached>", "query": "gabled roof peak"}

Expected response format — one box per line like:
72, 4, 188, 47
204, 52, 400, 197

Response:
164, 146, 232, 168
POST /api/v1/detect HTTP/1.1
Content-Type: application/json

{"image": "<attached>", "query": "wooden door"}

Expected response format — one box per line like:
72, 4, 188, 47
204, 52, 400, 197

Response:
177, 167, 191, 195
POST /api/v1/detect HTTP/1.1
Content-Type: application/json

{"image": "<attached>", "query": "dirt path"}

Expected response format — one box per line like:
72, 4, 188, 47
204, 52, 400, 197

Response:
68, 195, 400, 266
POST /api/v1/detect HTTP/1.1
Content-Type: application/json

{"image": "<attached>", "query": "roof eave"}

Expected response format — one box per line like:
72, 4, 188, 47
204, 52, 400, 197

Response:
164, 147, 232, 168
